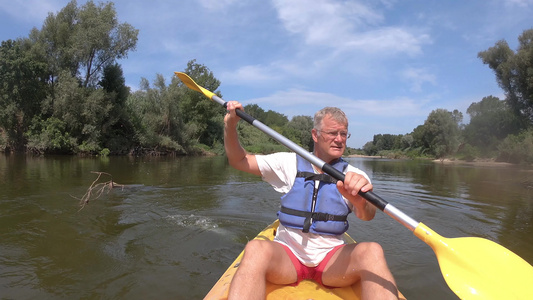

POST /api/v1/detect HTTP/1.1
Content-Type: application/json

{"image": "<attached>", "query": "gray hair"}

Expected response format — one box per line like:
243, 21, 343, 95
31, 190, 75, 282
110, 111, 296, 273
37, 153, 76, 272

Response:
313, 107, 348, 131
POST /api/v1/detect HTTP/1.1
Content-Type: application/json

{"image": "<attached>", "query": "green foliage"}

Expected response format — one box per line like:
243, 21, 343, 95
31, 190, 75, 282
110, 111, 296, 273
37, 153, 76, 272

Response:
26, 117, 75, 154
497, 129, 533, 164
463, 96, 521, 155
456, 144, 480, 162
0, 0, 138, 155
288, 115, 314, 151
235, 109, 313, 153
478, 29, 533, 125
363, 109, 463, 160
0, 39, 48, 151
126, 74, 189, 155
417, 109, 462, 158
99, 148, 110, 157
35, 0, 138, 88
178, 60, 225, 147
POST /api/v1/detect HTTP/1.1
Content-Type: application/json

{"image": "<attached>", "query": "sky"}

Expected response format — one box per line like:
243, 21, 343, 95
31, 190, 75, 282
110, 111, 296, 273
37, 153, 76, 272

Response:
1, 0, 533, 148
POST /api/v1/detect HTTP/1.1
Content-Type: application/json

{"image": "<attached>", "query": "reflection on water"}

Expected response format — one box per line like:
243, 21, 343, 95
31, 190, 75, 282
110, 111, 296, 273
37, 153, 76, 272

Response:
1, 155, 532, 299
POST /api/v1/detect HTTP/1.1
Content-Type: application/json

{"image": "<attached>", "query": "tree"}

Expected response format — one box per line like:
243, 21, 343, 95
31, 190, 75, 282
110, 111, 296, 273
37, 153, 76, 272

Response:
288, 115, 314, 151
33, 0, 138, 88
29, 0, 78, 88
464, 95, 521, 153
244, 104, 266, 120
362, 141, 377, 156
75, 1, 138, 87
419, 109, 463, 158
99, 64, 135, 153
127, 74, 189, 154
373, 134, 396, 152
478, 29, 533, 126
0, 39, 48, 151
18, 0, 139, 154
178, 60, 224, 147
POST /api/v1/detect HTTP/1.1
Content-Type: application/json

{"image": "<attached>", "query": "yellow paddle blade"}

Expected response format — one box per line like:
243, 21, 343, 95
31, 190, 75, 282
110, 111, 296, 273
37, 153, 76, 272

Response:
414, 223, 533, 299
174, 72, 216, 99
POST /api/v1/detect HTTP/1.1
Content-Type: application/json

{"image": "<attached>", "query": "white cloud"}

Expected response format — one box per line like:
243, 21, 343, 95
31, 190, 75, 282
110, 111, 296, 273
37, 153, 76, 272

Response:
272, 0, 430, 55
221, 64, 280, 85
247, 89, 428, 118
401, 67, 437, 92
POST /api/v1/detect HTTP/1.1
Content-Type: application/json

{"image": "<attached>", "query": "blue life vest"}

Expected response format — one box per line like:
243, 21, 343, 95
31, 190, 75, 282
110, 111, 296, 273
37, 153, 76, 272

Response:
277, 155, 351, 235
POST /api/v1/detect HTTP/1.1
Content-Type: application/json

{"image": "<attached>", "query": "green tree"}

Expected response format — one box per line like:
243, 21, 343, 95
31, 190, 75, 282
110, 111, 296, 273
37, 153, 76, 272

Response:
0, 39, 48, 151
244, 104, 266, 121
497, 129, 533, 164
263, 110, 289, 127
127, 74, 189, 154
373, 134, 397, 152
29, 0, 78, 87
288, 115, 314, 151
26, 117, 75, 154
19, 0, 139, 154
463, 95, 520, 154
32, 0, 138, 89
478, 29, 533, 126
420, 109, 463, 158
362, 141, 377, 156
178, 60, 225, 147
75, 1, 138, 88
99, 63, 135, 153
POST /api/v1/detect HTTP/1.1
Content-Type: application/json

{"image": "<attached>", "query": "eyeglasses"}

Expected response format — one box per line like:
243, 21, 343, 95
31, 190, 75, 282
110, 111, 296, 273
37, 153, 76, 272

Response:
318, 130, 351, 140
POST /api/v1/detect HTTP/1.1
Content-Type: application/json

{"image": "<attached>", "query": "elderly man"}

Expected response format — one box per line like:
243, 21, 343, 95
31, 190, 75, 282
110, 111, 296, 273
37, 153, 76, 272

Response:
224, 102, 398, 300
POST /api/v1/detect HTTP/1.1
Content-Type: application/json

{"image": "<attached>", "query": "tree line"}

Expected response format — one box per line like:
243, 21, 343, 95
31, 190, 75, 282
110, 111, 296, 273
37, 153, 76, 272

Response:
0, 1, 315, 156
1, 1, 532, 163
363, 28, 533, 164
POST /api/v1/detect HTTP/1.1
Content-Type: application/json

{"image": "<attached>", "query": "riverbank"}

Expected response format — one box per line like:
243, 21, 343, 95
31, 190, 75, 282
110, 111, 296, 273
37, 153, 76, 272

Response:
347, 154, 522, 168
433, 158, 517, 167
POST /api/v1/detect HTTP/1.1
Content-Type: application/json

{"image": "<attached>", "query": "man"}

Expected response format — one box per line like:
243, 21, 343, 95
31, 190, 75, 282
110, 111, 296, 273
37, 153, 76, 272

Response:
224, 101, 398, 300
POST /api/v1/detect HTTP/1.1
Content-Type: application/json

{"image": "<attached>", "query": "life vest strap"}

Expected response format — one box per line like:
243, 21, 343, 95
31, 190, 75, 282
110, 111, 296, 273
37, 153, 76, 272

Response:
296, 171, 338, 184
280, 206, 348, 222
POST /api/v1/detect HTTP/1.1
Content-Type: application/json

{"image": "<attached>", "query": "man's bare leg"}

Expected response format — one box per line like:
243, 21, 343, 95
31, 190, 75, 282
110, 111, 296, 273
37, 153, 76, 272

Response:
322, 242, 398, 300
228, 240, 297, 300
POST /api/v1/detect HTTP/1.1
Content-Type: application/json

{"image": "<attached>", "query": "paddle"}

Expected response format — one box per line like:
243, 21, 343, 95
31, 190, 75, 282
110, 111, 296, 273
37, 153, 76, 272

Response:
175, 71, 533, 300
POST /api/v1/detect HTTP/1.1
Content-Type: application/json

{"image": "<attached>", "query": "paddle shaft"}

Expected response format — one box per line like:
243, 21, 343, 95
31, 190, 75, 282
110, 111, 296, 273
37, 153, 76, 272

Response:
218, 96, 419, 231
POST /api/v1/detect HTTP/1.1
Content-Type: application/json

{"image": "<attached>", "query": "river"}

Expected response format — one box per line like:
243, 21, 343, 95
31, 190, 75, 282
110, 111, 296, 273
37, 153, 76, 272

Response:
1, 154, 532, 299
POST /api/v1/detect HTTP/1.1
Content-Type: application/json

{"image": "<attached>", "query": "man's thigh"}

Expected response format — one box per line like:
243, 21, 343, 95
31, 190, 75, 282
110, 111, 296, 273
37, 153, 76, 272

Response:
250, 240, 298, 285
320, 243, 363, 287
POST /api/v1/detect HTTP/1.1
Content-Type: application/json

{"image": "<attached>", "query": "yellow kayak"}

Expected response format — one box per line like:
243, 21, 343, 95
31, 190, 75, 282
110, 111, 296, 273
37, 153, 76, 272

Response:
204, 220, 406, 299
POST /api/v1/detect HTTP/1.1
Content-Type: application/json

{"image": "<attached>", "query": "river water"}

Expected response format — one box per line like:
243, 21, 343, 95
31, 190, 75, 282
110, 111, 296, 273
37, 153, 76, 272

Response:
1, 154, 532, 299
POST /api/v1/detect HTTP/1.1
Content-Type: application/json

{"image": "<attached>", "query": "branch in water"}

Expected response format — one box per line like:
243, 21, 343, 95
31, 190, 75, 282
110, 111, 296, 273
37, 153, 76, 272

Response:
75, 172, 125, 211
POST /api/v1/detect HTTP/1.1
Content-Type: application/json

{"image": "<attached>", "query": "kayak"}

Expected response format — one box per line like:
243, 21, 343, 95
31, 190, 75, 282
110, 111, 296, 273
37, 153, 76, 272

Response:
204, 220, 406, 299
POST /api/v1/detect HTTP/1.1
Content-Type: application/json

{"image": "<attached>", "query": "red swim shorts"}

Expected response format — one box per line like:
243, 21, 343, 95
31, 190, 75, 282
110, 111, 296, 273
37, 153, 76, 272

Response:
280, 244, 344, 288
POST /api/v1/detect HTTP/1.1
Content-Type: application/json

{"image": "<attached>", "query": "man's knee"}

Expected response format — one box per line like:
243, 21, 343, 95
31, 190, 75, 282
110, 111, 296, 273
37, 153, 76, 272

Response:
242, 240, 274, 261
355, 242, 387, 266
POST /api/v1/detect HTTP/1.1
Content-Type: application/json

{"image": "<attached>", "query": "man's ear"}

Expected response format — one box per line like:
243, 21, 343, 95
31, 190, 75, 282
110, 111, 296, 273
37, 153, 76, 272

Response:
311, 128, 319, 143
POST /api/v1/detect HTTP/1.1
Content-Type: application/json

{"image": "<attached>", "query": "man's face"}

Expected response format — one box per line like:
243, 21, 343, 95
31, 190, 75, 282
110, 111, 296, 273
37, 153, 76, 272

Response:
312, 115, 348, 163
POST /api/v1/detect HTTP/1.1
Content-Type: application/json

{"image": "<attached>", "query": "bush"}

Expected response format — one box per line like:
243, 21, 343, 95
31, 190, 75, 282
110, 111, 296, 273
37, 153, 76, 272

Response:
456, 144, 479, 162
497, 129, 533, 164
99, 148, 110, 157
26, 117, 75, 154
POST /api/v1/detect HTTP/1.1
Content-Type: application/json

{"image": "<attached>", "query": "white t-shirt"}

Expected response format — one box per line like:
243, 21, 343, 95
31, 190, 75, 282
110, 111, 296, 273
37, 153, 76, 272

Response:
256, 152, 370, 267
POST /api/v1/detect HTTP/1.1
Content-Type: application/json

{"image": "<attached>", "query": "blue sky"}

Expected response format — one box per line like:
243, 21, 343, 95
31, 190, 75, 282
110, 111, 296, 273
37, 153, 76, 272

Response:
1, 0, 532, 148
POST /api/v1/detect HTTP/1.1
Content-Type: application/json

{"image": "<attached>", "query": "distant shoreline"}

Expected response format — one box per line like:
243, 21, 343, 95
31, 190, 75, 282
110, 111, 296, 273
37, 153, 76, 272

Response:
347, 154, 522, 167
431, 158, 516, 167
346, 154, 382, 159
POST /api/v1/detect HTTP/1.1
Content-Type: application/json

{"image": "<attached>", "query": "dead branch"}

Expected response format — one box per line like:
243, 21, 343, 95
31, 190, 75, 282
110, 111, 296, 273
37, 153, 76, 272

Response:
75, 171, 125, 211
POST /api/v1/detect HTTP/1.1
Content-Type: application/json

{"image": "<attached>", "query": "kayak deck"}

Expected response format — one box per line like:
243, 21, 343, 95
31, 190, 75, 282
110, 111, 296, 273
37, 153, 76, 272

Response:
204, 220, 406, 299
